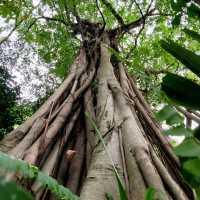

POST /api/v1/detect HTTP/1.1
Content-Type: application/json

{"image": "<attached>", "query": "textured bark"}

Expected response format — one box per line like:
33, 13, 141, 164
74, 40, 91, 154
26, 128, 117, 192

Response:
0, 49, 86, 152
0, 33, 194, 200
80, 41, 124, 200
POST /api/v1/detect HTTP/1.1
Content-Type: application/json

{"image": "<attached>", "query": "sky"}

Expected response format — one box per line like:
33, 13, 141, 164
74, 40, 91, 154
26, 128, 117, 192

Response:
0, 16, 59, 102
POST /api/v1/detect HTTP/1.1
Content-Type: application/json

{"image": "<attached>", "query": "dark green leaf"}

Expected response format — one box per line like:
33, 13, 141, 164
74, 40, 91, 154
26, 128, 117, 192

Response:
172, 14, 181, 27
196, 187, 200, 200
174, 138, 200, 157
194, 126, 200, 141
183, 159, 200, 177
163, 125, 192, 137
160, 40, 200, 78
166, 112, 183, 125
0, 177, 33, 200
184, 29, 200, 43
155, 105, 183, 125
170, 0, 187, 12
155, 105, 176, 122
162, 73, 200, 110
0, 152, 79, 200
188, 4, 200, 18
114, 171, 128, 200
105, 193, 114, 200
145, 187, 156, 200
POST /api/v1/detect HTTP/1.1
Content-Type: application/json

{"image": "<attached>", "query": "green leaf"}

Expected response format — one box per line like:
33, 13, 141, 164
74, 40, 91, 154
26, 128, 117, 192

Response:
0, 177, 33, 200
170, 0, 187, 12
155, 105, 176, 122
114, 171, 128, 200
105, 193, 114, 200
155, 105, 183, 125
184, 29, 200, 43
195, 187, 200, 200
183, 159, 200, 177
162, 73, 200, 110
0, 152, 79, 200
194, 126, 200, 141
160, 40, 200, 78
163, 125, 192, 137
172, 14, 181, 27
115, 173, 128, 200
174, 138, 200, 157
188, 4, 200, 18
145, 187, 156, 200
166, 112, 183, 125
145, 187, 167, 199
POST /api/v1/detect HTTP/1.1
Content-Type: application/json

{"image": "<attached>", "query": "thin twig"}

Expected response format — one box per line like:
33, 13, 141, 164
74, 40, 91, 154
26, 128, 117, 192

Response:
96, 0, 106, 29
133, 0, 144, 18
0, 18, 24, 46
125, 0, 154, 59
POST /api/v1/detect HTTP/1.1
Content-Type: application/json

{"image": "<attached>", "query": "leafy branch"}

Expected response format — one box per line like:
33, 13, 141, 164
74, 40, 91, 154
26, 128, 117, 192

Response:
0, 152, 79, 200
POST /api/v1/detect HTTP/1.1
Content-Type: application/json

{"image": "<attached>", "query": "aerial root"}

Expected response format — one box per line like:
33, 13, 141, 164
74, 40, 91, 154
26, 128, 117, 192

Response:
150, 147, 189, 200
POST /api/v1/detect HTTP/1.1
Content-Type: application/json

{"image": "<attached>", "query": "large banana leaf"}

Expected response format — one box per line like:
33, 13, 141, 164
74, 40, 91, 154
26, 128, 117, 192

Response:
162, 73, 200, 110
160, 40, 200, 78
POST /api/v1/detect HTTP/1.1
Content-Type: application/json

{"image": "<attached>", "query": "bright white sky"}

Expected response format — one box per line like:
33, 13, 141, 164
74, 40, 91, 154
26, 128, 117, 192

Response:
0, 16, 59, 102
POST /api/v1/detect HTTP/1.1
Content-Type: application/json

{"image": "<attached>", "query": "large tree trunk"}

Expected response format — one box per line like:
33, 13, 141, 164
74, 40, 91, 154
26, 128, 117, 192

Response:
0, 32, 194, 200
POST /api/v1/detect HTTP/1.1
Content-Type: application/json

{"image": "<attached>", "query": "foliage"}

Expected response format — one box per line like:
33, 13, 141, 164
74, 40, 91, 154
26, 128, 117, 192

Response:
0, 152, 79, 200
0, 65, 19, 136
155, 105, 183, 126
144, 187, 166, 200
0, 177, 34, 200
183, 159, 200, 177
156, 105, 200, 198
162, 125, 192, 137
114, 170, 128, 200
168, 0, 200, 27
0, 64, 35, 137
161, 40, 200, 78
144, 187, 157, 200
161, 72, 200, 110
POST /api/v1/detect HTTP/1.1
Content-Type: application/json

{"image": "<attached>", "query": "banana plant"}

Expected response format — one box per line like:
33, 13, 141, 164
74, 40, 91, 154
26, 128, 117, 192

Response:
160, 29, 200, 199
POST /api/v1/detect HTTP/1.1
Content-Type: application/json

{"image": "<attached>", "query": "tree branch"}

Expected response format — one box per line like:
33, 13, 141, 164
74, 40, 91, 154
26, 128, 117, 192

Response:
193, 0, 200, 6
96, 0, 106, 32
0, 22, 21, 46
109, 0, 155, 38
144, 68, 169, 75
27, 16, 68, 32
133, 0, 145, 18
176, 107, 200, 124
41, 16, 68, 26
186, 109, 192, 129
191, 110, 200, 119
109, 8, 155, 37
101, 0, 124, 25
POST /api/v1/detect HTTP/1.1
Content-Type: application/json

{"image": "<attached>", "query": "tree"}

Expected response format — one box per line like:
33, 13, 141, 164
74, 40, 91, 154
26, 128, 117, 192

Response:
0, 0, 195, 199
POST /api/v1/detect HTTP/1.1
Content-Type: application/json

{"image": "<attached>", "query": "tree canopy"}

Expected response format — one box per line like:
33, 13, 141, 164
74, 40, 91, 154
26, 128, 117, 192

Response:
1, 0, 200, 106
